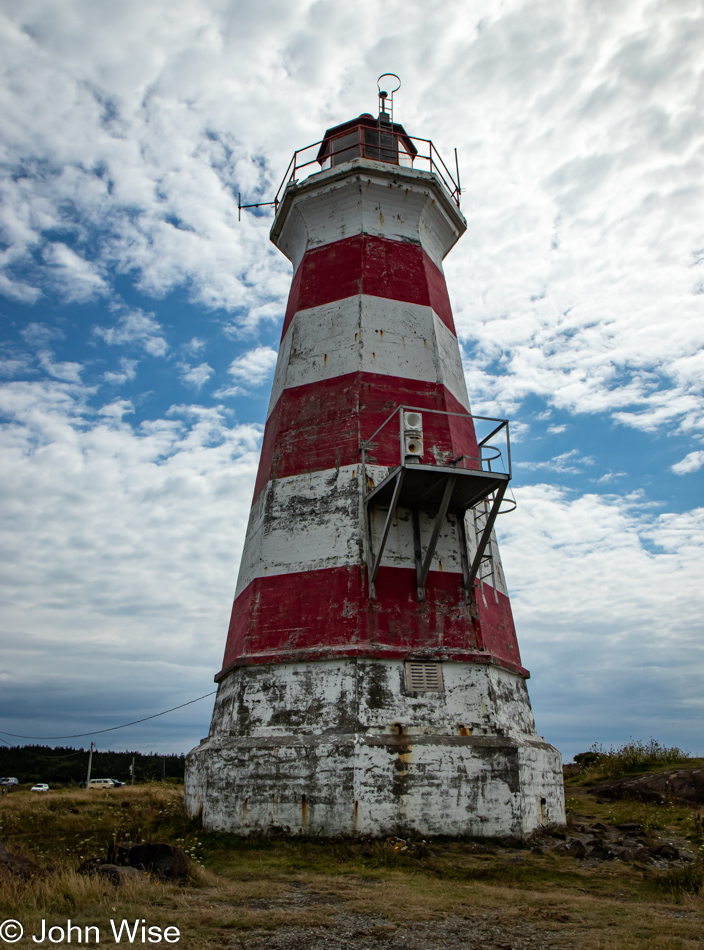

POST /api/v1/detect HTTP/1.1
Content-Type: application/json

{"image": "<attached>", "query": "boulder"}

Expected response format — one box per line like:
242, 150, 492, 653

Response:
121, 843, 190, 880
552, 838, 587, 859
587, 768, 704, 805
650, 842, 680, 860
95, 864, 146, 885
0, 840, 45, 879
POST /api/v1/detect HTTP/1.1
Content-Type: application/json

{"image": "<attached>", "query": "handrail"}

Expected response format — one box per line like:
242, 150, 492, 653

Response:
359, 405, 512, 481
273, 127, 461, 210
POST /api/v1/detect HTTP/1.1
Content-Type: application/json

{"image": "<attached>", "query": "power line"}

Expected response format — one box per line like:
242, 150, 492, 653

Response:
0, 691, 217, 741
0, 736, 87, 759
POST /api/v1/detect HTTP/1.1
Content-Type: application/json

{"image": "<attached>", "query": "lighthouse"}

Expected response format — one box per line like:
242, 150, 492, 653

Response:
185, 80, 565, 837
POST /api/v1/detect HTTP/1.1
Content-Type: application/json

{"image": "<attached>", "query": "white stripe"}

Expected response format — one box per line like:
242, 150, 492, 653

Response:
267, 296, 470, 419
275, 164, 465, 272
234, 465, 497, 595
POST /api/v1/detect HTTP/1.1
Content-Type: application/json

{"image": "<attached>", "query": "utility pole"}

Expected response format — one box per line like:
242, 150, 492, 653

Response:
85, 742, 94, 788
130, 756, 135, 786
162, 757, 166, 780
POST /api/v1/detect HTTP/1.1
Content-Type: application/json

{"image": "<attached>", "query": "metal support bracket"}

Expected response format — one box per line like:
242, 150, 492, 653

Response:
366, 468, 405, 599
412, 508, 424, 601
457, 511, 472, 604
416, 474, 456, 599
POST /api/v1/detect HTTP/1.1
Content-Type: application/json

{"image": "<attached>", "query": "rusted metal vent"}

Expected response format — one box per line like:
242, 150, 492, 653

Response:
405, 661, 444, 692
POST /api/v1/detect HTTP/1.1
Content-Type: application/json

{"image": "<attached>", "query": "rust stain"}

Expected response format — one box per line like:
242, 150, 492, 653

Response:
354, 799, 359, 831
301, 793, 308, 829
242, 797, 248, 820
379, 212, 384, 225
457, 724, 472, 737
324, 354, 327, 364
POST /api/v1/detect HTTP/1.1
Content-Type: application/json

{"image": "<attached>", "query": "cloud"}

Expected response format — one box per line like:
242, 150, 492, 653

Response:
0, 377, 262, 751
516, 448, 595, 475
0, 0, 701, 436
95, 309, 168, 357
672, 449, 704, 474
1, 0, 703, 757
216, 344, 278, 396
37, 350, 83, 383
42, 242, 108, 302
496, 485, 704, 757
178, 361, 214, 390
103, 358, 138, 385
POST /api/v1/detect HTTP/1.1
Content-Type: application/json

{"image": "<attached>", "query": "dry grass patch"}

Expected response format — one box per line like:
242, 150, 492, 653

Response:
2, 782, 704, 949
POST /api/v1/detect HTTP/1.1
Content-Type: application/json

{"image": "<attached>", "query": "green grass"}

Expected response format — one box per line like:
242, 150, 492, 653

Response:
1, 771, 703, 949
575, 739, 694, 780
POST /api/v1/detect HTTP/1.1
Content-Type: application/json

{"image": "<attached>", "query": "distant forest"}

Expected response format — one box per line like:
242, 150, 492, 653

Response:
0, 745, 186, 785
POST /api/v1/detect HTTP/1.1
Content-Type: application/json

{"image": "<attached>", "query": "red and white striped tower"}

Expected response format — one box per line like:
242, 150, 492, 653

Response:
186, 82, 564, 836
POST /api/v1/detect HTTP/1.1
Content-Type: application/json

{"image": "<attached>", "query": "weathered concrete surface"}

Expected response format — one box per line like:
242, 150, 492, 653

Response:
185, 659, 564, 837
185, 150, 565, 837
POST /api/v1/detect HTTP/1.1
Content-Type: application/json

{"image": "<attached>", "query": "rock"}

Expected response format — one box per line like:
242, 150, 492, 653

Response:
552, 839, 587, 859
650, 842, 679, 860
77, 858, 105, 876
615, 822, 645, 836
94, 864, 147, 885
123, 843, 190, 880
586, 840, 617, 861
107, 841, 132, 866
588, 768, 704, 805
0, 840, 46, 879
633, 846, 653, 863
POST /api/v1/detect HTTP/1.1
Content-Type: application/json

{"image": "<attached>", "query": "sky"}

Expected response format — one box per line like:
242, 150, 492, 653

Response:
0, 0, 702, 762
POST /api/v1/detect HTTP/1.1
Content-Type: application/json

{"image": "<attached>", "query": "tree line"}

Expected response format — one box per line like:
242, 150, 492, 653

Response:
0, 745, 186, 785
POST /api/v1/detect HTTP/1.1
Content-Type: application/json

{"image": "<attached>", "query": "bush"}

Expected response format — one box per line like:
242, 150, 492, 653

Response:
580, 739, 689, 779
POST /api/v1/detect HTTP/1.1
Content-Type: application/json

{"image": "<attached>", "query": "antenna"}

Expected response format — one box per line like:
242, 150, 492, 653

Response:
238, 192, 277, 222
377, 73, 401, 125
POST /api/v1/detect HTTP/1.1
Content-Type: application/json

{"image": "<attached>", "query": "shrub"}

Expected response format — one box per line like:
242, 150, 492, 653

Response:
579, 738, 689, 779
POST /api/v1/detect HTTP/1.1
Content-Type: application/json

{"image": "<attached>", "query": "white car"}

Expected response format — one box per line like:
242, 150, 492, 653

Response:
30, 783, 49, 792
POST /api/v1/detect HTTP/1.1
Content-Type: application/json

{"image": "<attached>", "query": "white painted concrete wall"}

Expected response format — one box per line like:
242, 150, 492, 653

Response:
268, 297, 470, 419
185, 658, 564, 837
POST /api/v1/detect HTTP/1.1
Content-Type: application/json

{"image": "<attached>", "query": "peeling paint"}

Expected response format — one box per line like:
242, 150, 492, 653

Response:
185, 154, 564, 838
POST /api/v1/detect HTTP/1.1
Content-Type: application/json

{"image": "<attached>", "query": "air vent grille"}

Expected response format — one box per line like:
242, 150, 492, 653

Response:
405, 661, 444, 692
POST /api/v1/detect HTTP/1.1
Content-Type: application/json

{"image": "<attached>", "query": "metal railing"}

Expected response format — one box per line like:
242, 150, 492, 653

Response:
360, 406, 512, 480
273, 126, 461, 209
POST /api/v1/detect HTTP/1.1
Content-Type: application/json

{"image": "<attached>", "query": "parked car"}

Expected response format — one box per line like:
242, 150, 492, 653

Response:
110, 778, 126, 787
88, 778, 117, 789
31, 783, 49, 792
0, 777, 19, 786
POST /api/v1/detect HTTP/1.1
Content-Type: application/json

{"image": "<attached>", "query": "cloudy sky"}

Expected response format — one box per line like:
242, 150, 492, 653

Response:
1, 0, 702, 761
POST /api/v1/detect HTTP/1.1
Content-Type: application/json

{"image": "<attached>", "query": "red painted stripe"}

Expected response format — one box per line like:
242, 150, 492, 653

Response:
282, 234, 456, 338
253, 373, 479, 501
220, 564, 524, 677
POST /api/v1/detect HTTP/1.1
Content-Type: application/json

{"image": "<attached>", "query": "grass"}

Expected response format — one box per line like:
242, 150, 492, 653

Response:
575, 738, 695, 780
0, 775, 703, 948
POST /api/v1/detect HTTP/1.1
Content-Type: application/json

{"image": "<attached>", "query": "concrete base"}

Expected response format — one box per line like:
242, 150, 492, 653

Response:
185, 658, 564, 837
